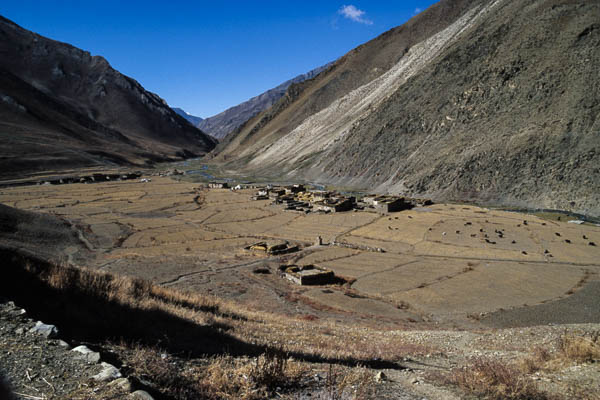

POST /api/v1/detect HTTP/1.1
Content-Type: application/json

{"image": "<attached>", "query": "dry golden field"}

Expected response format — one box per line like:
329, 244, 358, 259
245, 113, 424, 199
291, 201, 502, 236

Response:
2, 175, 600, 400
1, 176, 599, 328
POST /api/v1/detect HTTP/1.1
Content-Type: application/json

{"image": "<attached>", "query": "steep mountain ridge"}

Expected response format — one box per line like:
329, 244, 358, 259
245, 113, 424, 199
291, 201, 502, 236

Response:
318, 0, 600, 215
213, 0, 483, 159
248, 2, 490, 168
0, 16, 216, 178
0, 67, 143, 173
214, 0, 600, 216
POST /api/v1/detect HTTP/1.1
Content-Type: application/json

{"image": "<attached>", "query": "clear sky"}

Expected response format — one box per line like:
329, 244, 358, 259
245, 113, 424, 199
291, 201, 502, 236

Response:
1, 1, 437, 118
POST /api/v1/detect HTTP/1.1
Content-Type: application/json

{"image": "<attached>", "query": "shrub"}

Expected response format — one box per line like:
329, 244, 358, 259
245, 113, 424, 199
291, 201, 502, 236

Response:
201, 352, 309, 399
125, 345, 309, 400
325, 364, 374, 400
446, 357, 551, 400
520, 346, 551, 373
557, 332, 600, 363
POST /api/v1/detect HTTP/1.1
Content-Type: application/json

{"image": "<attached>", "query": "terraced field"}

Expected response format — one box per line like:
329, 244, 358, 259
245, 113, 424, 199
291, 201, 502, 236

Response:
1, 177, 599, 327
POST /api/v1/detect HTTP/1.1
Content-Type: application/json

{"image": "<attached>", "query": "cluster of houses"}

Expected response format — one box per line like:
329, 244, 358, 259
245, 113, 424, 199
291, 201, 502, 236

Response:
247, 184, 432, 215
203, 180, 433, 215
361, 194, 432, 213
207, 181, 230, 189
38, 172, 142, 186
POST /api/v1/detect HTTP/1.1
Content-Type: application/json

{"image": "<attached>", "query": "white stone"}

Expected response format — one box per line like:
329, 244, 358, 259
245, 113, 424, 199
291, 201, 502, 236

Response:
92, 362, 122, 382
128, 390, 154, 400
108, 377, 132, 392
375, 371, 387, 382
72, 345, 100, 363
29, 321, 58, 338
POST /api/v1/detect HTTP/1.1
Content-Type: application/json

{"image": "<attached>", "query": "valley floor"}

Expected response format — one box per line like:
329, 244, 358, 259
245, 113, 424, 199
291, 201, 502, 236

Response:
0, 174, 599, 399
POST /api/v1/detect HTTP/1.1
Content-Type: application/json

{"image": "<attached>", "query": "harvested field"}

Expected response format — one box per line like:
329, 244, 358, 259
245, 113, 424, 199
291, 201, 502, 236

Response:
392, 261, 585, 319
319, 252, 418, 281
301, 288, 419, 320
1, 177, 599, 326
268, 212, 378, 243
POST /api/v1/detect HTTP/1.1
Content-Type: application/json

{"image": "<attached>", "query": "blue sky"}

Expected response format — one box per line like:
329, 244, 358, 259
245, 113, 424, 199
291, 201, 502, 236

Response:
2, 1, 437, 118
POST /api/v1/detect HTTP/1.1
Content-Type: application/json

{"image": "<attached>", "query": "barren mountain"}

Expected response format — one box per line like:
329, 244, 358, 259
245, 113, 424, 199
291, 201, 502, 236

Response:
192, 62, 332, 140
0, 16, 216, 178
213, 0, 600, 217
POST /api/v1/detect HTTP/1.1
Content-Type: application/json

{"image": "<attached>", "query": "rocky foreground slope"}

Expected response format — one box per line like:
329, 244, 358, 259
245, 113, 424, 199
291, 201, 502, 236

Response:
0, 16, 216, 178
213, 0, 600, 217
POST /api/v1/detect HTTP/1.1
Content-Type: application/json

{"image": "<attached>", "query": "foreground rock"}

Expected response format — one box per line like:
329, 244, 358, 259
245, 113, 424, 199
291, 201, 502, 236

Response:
28, 321, 58, 338
0, 301, 132, 399
128, 390, 154, 400
92, 362, 122, 382
72, 345, 101, 363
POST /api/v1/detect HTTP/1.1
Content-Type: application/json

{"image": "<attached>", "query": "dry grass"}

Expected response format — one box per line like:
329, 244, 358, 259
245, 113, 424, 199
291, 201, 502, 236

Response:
556, 332, 600, 363
2, 250, 430, 397
120, 343, 309, 400
520, 331, 600, 373
123, 343, 382, 400
564, 387, 600, 400
445, 357, 552, 400
43, 256, 223, 316
201, 352, 309, 399
325, 364, 375, 400
124, 344, 309, 400
520, 346, 552, 373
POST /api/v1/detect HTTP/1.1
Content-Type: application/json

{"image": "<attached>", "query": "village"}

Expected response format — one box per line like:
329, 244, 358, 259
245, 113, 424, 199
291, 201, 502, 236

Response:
209, 181, 440, 286
2, 175, 598, 321
208, 181, 433, 214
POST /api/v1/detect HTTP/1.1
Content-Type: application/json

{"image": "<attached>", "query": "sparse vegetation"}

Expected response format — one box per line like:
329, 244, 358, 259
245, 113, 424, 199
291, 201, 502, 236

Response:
444, 357, 552, 400
520, 346, 552, 374
3, 0, 600, 397
324, 364, 375, 400
1, 176, 599, 399
124, 344, 309, 400
557, 331, 600, 363
200, 352, 309, 399
1, 249, 431, 398
521, 331, 600, 374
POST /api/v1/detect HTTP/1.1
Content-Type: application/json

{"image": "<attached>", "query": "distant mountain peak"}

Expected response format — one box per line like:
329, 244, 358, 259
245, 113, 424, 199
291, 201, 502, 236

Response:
194, 62, 334, 140
172, 107, 203, 126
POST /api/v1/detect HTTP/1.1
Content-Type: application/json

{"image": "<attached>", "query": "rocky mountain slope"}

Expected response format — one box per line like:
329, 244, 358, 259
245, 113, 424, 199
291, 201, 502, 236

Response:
189, 62, 333, 140
213, 0, 600, 217
0, 16, 216, 178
